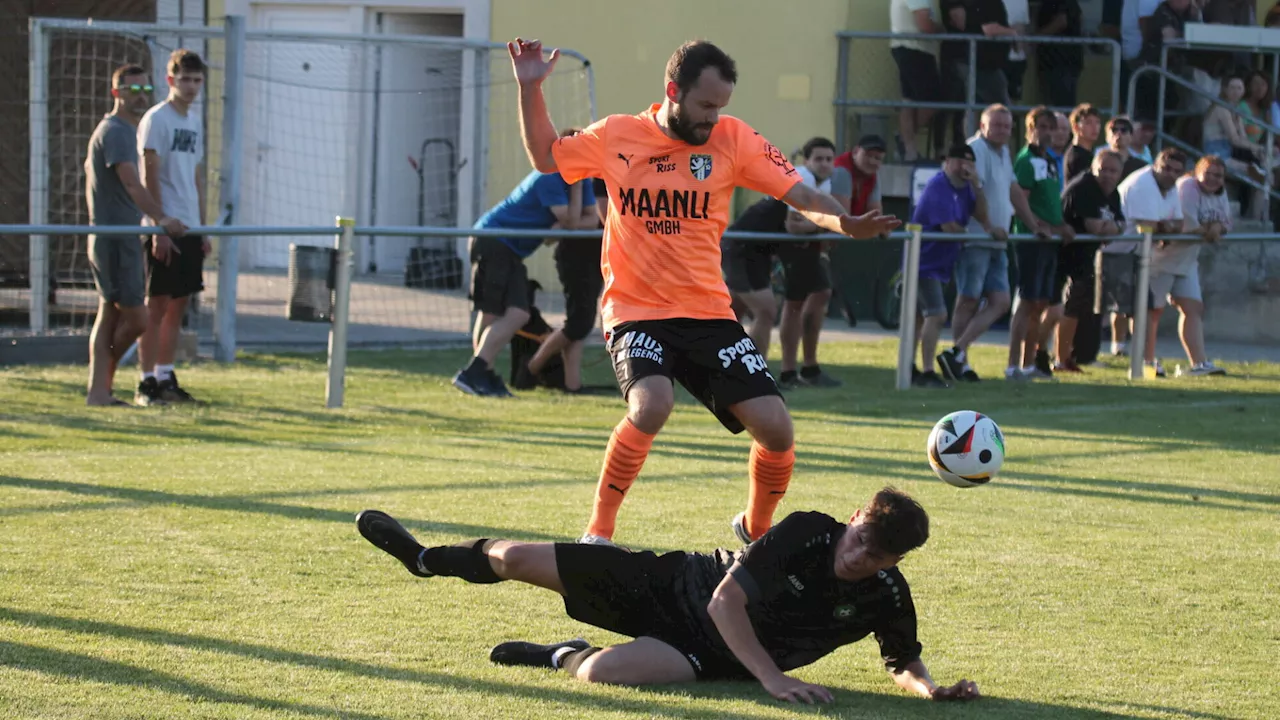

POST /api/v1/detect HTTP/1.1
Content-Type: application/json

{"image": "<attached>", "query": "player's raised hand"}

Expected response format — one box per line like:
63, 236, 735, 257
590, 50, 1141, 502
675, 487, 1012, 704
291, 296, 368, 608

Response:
507, 38, 559, 86
839, 210, 902, 239
930, 679, 980, 702
762, 674, 833, 704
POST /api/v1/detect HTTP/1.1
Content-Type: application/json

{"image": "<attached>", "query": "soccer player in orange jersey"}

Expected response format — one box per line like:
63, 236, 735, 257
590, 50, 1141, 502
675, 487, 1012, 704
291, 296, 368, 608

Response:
509, 38, 901, 546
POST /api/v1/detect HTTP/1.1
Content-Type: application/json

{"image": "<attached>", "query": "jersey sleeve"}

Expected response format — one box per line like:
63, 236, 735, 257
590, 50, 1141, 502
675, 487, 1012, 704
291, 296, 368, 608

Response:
104, 122, 138, 168
728, 512, 834, 605
550, 118, 607, 184
732, 123, 800, 200
1013, 154, 1036, 191
139, 111, 167, 157
874, 578, 923, 672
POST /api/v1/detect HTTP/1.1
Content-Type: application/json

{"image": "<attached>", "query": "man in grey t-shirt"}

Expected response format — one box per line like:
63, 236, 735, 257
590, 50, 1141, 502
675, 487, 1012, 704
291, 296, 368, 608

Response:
84, 64, 186, 406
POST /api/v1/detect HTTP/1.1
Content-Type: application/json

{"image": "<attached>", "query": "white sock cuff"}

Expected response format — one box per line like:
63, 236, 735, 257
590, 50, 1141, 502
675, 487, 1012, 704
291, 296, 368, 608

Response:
551, 646, 576, 669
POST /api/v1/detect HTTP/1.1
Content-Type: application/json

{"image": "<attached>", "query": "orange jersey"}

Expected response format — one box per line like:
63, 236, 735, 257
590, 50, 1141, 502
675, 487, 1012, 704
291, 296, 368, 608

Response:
551, 104, 799, 328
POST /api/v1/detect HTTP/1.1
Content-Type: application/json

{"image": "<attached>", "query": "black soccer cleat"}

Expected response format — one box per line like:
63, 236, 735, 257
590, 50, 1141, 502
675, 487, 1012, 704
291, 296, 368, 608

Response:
356, 510, 432, 577
489, 638, 590, 668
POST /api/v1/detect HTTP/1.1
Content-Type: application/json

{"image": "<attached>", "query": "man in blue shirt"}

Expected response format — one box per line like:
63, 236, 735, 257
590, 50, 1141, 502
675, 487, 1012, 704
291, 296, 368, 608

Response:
453, 163, 597, 397
909, 145, 989, 388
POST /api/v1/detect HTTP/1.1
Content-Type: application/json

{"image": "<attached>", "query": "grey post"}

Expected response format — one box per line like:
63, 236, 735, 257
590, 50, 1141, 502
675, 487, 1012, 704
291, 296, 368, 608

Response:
966, 39, 977, 138
896, 225, 923, 390
1155, 45, 1168, 153
1109, 41, 1121, 118
1129, 225, 1155, 380
835, 35, 850, 151
214, 14, 246, 362
326, 218, 356, 408
27, 19, 49, 333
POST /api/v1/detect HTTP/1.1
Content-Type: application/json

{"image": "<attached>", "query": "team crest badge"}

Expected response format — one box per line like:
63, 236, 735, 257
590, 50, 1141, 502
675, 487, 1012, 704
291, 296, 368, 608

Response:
690, 154, 713, 181
833, 604, 856, 620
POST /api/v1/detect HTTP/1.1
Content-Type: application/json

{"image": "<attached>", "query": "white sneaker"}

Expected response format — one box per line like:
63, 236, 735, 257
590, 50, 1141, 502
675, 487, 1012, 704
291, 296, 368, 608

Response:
1189, 361, 1227, 376
576, 533, 618, 547
731, 512, 754, 545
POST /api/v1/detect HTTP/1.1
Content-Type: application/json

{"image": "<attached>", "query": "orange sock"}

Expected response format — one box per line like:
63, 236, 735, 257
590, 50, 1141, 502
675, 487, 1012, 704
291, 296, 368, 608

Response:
745, 442, 794, 540
585, 418, 656, 539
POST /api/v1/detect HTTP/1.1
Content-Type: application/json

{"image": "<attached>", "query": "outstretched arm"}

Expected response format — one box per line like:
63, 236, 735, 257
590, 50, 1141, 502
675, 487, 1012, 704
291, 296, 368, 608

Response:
707, 573, 833, 704
781, 182, 901, 239
510, 38, 561, 172
891, 659, 980, 701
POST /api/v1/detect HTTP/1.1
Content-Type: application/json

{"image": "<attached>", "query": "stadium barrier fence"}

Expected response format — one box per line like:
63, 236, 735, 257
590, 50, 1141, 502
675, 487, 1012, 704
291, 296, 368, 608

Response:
5, 222, 1278, 404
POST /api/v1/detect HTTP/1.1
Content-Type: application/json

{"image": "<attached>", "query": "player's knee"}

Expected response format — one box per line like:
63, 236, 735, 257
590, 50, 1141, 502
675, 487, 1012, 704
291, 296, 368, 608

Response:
574, 651, 631, 685
627, 387, 673, 434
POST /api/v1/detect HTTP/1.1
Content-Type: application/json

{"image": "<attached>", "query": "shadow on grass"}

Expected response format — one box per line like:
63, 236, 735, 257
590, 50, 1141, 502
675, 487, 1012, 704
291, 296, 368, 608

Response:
0, 607, 1224, 720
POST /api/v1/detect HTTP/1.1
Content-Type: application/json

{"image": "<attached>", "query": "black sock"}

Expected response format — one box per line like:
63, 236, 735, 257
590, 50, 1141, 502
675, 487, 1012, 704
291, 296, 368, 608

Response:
953, 346, 966, 363
780, 370, 798, 382
800, 365, 820, 379
465, 357, 487, 374
559, 646, 601, 676
420, 539, 503, 584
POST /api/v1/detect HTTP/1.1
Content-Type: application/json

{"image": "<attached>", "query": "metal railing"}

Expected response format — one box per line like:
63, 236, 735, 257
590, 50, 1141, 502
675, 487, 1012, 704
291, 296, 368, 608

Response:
5, 222, 1279, 403
1128, 64, 1279, 222
834, 31, 1122, 150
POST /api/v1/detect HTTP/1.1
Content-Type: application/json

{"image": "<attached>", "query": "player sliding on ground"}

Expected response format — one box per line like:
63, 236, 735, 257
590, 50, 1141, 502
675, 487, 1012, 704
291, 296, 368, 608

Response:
356, 487, 978, 704
509, 38, 902, 547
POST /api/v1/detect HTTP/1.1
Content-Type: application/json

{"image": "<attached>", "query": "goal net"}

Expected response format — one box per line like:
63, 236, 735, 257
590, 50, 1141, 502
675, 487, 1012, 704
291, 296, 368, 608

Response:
14, 18, 596, 352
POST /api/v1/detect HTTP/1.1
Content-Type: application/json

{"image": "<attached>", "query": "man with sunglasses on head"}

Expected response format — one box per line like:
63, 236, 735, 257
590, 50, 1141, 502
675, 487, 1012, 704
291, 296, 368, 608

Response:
135, 49, 208, 406
84, 65, 187, 407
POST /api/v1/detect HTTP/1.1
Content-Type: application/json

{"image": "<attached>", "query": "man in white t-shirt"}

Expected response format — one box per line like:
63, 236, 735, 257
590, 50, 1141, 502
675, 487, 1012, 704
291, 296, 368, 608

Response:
776, 137, 844, 389
135, 49, 208, 406
936, 105, 1045, 384
1117, 148, 1185, 377
889, 0, 943, 162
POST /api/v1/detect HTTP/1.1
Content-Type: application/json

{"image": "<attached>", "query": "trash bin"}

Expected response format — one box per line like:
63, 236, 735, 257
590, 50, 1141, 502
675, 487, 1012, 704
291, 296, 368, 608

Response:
287, 244, 336, 322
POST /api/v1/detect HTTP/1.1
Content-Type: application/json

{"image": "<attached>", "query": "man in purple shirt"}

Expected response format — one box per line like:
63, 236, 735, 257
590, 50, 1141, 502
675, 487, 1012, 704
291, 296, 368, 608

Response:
909, 145, 990, 388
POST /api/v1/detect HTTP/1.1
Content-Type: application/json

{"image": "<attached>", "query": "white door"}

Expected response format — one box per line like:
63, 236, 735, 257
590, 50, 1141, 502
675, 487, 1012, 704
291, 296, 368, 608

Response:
242, 6, 355, 269
367, 12, 464, 275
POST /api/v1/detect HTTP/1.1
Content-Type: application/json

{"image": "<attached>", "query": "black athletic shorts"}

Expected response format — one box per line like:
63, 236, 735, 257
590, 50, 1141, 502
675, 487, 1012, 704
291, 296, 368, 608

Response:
606, 318, 783, 434
890, 46, 942, 102
555, 543, 754, 681
722, 239, 776, 294
775, 243, 831, 301
1055, 242, 1099, 318
145, 235, 205, 299
554, 238, 603, 341
469, 236, 530, 316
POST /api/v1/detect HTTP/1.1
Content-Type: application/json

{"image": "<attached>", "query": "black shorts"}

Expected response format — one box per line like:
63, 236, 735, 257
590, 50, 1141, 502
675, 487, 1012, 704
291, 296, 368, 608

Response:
554, 238, 603, 341
722, 239, 776, 294
555, 543, 753, 681
606, 318, 783, 434
891, 47, 942, 102
469, 236, 530, 316
775, 244, 831, 301
1055, 242, 1099, 318
145, 235, 205, 299
1014, 242, 1058, 303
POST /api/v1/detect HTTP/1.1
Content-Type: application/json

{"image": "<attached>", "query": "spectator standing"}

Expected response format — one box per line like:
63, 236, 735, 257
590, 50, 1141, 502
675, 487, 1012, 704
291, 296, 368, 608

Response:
1035, 0, 1085, 109
1007, 107, 1075, 381
1065, 103, 1104, 182
941, 0, 1015, 145
1131, 119, 1157, 165
937, 104, 1045, 384
1164, 155, 1230, 375
1057, 150, 1126, 371
1105, 116, 1150, 181
1118, 0, 1162, 108
1003, 0, 1031, 101
1136, 0, 1202, 120
911, 144, 990, 388
1118, 148, 1186, 377
889, 0, 944, 162
1203, 76, 1267, 183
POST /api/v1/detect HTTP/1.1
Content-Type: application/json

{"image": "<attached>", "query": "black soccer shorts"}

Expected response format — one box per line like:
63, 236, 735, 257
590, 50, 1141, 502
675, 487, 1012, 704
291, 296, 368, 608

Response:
145, 235, 205, 299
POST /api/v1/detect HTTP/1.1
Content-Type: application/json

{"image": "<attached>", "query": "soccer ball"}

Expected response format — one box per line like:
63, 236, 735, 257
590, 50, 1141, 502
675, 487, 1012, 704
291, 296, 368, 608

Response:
927, 411, 1005, 488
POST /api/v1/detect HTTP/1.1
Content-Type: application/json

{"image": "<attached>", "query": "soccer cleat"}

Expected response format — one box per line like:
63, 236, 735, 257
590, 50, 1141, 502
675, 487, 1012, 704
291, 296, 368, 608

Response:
451, 365, 489, 396
935, 349, 965, 384
158, 371, 199, 403
731, 512, 754, 545
912, 370, 950, 389
134, 377, 167, 406
489, 638, 590, 668
576, 533, 618, 548
355, 510, 432, 577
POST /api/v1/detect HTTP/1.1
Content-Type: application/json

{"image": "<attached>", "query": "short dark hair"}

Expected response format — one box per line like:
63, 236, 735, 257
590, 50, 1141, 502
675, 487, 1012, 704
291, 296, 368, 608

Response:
1069, 103, 1101, 130
168, 49, 207, 77
112, 64, 147, 88
664, 41, 737, 96
1157, 147, 1187, 168
860, 487, 929, 556
801, 137, 835, 159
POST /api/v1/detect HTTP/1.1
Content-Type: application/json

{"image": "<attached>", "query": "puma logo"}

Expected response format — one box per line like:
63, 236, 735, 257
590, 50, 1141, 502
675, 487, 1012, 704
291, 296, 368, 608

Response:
769, 490, 787, 495
617, 153, 633, 168
607, 483, 627, 496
